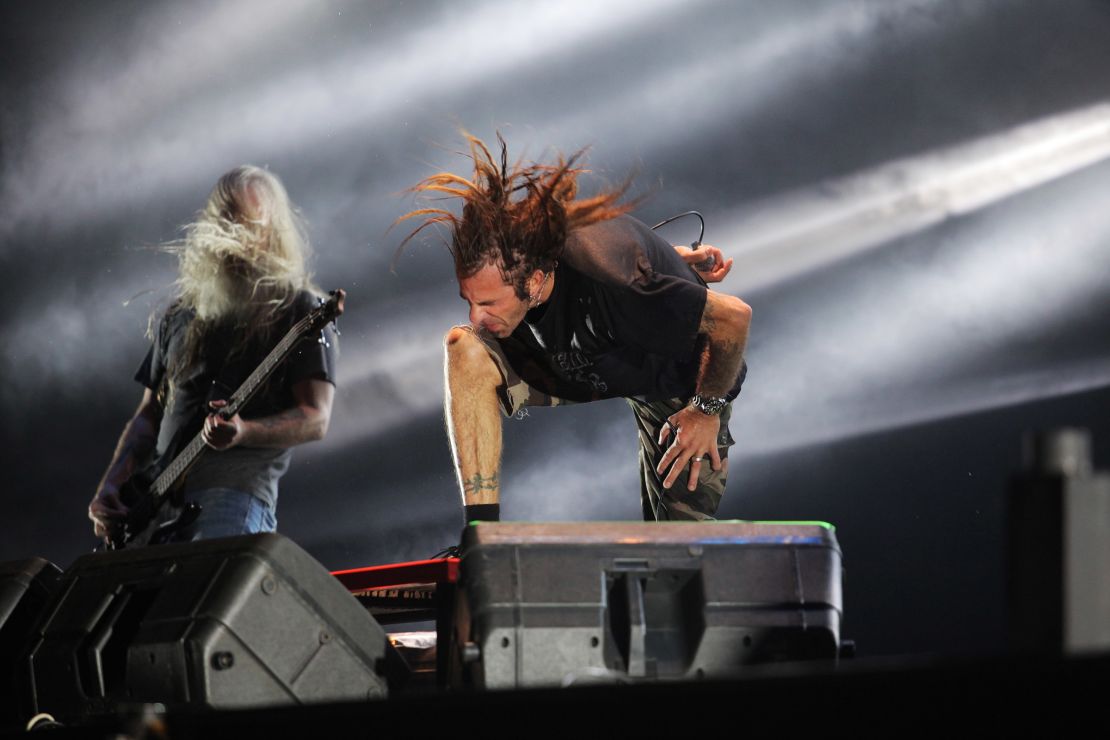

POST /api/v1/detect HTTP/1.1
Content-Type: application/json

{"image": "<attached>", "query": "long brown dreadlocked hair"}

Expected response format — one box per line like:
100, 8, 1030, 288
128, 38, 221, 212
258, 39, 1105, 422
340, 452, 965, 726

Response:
397, 133, 636, 298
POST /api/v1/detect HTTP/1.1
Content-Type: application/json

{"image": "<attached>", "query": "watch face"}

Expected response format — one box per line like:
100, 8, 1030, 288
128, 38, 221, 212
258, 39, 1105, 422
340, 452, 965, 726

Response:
693, 395, 727, 415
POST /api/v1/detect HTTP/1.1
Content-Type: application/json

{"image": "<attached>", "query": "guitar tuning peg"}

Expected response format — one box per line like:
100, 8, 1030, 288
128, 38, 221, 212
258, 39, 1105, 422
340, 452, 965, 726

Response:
318, 329, 331, 348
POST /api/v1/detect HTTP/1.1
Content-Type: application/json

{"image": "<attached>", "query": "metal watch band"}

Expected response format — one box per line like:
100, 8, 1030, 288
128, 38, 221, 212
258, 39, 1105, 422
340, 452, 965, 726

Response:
690, 394, 727, 416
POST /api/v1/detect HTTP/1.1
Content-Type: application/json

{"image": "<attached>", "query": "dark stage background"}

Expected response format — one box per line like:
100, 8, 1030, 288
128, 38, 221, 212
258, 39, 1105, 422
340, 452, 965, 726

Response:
2, 0, 1109, 659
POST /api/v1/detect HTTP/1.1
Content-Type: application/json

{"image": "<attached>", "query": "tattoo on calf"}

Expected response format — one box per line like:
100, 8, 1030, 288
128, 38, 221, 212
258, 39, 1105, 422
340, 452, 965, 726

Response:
463, 473, 499, 496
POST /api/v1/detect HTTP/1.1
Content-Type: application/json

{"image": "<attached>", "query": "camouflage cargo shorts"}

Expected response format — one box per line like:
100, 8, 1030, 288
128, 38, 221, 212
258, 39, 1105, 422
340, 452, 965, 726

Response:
460, 325, 734, 521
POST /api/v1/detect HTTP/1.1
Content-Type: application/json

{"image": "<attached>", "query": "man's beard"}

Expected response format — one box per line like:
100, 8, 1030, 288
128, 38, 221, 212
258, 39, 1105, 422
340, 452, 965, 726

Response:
190, 251, 282, 324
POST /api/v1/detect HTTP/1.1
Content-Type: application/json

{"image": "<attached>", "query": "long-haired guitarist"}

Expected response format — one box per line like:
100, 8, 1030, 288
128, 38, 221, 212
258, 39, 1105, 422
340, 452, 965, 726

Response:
88, 166, 338, 544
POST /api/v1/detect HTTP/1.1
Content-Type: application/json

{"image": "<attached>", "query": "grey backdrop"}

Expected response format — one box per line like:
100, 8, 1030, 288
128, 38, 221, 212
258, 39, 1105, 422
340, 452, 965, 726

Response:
3, 0, 1109, 658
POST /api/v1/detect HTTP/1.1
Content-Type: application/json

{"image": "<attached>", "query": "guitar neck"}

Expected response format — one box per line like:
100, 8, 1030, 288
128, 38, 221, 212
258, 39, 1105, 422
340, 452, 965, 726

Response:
148, 309, 326, 501
226, 317, 315, 416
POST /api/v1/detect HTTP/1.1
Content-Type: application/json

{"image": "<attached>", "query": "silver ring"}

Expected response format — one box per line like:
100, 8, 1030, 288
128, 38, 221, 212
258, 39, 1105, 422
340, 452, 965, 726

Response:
692, 456, 703, 462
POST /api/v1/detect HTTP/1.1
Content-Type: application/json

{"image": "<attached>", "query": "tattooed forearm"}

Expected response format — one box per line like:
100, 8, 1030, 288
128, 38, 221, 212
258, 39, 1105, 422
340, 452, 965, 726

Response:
698, 337, 743, 397
700, 306, 718, 335
96, 392, 161, 493
103, 437, 147, 483
695, 293, 750, 397
463, 473, 500, 497
240, 404, 328, 448
256, 407, 307, 429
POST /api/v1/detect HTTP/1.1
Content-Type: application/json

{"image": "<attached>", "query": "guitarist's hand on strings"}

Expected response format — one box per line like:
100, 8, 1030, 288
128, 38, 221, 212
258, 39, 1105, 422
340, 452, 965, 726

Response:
202, 400, 245, 450
88, 485, 129, 539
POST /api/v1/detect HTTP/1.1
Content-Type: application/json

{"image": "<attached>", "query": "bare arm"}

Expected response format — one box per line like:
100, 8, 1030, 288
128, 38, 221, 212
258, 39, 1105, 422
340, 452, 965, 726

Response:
693, 291, 750, 397
656, 290, 751, 490
89, 388, 163, 537
202, 378, 334, 450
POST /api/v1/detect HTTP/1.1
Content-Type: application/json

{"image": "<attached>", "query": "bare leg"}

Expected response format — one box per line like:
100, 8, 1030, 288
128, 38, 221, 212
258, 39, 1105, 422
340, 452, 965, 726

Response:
444, 327, 504, 506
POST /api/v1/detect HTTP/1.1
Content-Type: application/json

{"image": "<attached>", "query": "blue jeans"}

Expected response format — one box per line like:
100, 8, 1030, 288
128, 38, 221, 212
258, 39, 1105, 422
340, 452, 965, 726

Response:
158, 488, 277, 543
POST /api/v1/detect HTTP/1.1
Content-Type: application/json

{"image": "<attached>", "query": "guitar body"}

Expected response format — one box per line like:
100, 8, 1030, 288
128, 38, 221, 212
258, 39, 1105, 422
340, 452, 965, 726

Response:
113, 468, 158, 547
102, 289, 345, 551
109, 465, 188, 549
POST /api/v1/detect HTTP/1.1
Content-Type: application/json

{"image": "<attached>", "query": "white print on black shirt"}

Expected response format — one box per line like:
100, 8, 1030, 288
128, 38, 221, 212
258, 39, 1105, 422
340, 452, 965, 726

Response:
553, 350, 608, 393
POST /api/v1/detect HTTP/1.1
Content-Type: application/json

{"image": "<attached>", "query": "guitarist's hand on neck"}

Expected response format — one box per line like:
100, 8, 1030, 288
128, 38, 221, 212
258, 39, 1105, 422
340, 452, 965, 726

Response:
202, 399, 245, 450
201, 379, 333, 451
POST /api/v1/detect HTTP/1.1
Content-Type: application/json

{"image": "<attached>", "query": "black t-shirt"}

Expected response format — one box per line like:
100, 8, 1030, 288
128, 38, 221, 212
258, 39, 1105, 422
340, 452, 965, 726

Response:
497, 215, 744, 403
134, 290, 339, 507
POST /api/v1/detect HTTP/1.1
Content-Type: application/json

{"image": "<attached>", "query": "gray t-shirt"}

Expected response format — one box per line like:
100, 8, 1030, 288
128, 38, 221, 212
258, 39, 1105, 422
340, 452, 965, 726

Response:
135, 290, 339, 509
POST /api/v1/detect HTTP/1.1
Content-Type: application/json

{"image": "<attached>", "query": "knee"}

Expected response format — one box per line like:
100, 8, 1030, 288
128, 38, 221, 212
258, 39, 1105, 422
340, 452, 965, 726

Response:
444, 326, 483, 367
444, 325, 473, 352
444, 327, 500, 386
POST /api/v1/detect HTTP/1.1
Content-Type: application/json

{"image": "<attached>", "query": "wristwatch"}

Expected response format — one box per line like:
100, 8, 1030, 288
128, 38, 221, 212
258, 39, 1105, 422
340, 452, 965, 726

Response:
689, 394, 728, 416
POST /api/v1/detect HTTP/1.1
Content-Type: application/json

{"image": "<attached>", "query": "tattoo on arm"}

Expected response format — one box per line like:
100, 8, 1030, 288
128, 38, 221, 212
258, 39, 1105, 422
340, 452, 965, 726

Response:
696, 294, 747, 397
700, 303, 718, 335
242, 404, 330, 448
463, 473, 499, 496
699, 337, 742, 395
256, 407, 307, 430
99, 415, 158, 491
105, 440, 139, 485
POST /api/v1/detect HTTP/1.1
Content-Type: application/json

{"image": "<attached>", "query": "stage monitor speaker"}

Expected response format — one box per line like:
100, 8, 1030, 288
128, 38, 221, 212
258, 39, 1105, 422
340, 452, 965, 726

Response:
451, 521, 843, 689
25, 533, 390, 723
0, 558, 61, 729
